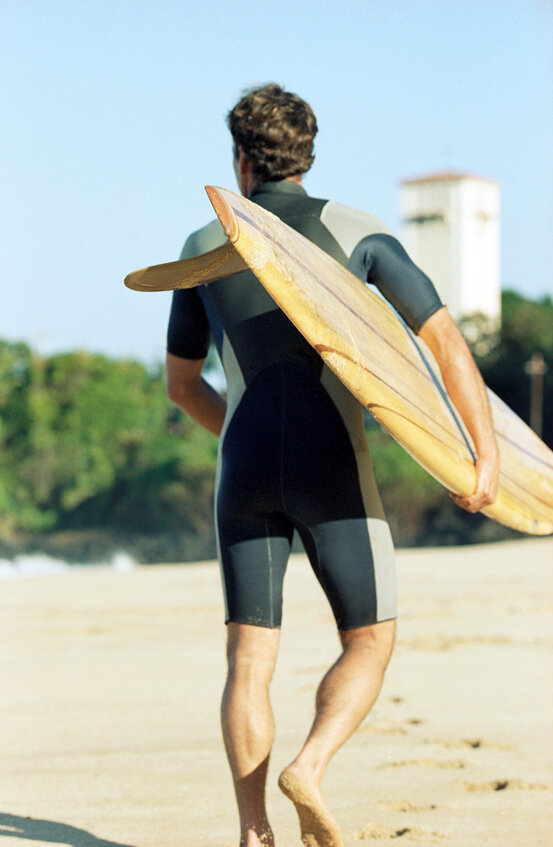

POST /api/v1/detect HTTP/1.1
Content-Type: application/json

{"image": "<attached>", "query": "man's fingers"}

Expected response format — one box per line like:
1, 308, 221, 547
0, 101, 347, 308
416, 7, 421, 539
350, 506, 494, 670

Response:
449, 452, 501, 514
449, 490, 495, 513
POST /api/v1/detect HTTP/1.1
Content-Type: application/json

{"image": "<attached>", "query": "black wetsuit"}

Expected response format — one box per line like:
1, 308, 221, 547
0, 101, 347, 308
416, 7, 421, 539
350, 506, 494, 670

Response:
167, 181, 442, 629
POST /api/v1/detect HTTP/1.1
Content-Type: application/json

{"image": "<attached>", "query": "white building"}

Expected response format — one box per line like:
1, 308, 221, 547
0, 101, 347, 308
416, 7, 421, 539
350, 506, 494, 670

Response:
400, 171, 501, 323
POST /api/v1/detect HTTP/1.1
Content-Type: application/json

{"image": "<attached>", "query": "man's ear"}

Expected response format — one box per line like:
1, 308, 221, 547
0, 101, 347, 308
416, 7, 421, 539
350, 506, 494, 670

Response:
235, 148, 256, 196
238, 148, 250, 175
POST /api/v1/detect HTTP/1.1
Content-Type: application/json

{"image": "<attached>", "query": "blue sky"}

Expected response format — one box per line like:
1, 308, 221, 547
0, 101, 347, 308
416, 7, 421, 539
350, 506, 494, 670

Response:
1, 0, 552, 362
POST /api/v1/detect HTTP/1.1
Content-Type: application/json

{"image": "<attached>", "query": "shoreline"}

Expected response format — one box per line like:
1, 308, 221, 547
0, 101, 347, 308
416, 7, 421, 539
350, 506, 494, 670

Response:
1, 532, 547, 579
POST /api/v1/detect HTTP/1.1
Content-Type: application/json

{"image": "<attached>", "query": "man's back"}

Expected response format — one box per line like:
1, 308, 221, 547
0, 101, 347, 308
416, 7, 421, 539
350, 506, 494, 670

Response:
168, 180, 396, 426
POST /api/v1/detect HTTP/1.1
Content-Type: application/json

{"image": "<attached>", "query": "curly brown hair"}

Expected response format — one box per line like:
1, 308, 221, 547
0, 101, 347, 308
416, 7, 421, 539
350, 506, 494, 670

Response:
227, 83, 318, 182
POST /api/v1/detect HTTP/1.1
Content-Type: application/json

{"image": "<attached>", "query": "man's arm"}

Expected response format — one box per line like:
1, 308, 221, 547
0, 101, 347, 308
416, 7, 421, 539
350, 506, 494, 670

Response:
418, 307, 500, 513
166, 352, 227, 437
348, 232, 499, 513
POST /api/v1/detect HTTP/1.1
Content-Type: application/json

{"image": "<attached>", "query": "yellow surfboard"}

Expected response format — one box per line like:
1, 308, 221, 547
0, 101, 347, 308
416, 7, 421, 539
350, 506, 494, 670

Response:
125, 186, 553, 536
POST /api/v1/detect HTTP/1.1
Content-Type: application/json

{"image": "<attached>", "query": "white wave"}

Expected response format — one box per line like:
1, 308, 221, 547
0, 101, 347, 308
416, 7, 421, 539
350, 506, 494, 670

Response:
111, 552, 135, 572
0, 551, 136, 579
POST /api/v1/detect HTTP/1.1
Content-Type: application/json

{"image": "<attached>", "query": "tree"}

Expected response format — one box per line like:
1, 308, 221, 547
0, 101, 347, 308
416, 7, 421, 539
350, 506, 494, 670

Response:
461, 292, 553, 448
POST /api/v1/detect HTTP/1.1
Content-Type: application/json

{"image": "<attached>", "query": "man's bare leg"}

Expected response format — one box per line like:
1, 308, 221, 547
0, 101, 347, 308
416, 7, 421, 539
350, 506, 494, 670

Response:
221, 622, 281, 847
279, 619, 396, 847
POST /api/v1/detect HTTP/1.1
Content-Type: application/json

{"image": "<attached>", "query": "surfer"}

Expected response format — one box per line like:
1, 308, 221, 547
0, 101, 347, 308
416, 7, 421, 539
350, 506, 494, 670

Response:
165, 84, 500, 847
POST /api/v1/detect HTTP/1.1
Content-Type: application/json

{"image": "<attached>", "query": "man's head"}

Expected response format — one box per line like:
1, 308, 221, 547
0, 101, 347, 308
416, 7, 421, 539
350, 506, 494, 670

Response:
227, 83, 318, 185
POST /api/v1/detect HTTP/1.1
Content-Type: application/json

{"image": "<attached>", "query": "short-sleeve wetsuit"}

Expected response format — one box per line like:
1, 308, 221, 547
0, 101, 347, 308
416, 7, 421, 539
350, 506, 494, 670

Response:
167, 180, 443, 629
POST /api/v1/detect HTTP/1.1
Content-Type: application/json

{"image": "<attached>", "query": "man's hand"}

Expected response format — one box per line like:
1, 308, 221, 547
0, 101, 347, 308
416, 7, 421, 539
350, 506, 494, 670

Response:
450, 451, 500, 513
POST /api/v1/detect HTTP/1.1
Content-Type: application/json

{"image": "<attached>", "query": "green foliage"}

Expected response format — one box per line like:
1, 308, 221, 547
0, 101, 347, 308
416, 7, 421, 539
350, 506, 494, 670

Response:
368, 424, 442, 495
0, 288, 551, 557
500, 291, 553, 357
462, 291, 553, 449
0, 341, 218, 546
366, 422, 455, 546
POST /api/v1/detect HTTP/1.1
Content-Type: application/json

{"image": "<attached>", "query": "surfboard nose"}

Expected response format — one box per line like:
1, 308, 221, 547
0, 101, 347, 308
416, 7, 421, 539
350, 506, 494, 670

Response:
205, 186, 240, 243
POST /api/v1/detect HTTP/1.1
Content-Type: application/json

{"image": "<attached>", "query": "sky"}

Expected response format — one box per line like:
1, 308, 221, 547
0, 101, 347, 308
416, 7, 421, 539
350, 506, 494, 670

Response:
1, 0, 552, 363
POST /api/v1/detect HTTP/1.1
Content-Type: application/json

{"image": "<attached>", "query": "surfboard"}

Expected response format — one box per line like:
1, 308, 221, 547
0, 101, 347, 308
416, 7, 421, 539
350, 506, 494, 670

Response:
124, 241, 247, 291
125, 186, 553, 536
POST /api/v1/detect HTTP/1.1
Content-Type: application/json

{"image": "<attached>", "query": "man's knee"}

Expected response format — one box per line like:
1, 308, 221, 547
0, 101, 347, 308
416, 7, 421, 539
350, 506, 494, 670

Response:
226, 622, 281, 685
339, 618, 396, 668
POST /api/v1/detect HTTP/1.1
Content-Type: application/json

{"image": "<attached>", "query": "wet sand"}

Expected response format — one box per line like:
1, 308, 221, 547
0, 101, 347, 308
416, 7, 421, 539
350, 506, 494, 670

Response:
1, 537, 552, 846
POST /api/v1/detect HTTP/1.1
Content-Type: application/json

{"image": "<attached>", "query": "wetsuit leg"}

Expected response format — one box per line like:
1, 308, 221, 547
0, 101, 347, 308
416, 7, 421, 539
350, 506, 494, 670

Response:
217, 517, 293, 628
279, 363, 397, 629
216, 362, 396, 630
295, 517, 396, 629
215, 368, 295, 628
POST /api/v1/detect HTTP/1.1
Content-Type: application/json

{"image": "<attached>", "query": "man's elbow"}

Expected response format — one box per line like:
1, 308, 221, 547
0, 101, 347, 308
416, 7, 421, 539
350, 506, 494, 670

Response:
165, 352, 206, 411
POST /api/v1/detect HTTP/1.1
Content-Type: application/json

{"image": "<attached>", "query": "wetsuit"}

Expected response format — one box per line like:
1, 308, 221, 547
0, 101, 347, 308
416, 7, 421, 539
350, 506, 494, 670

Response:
167, 180, 442, 629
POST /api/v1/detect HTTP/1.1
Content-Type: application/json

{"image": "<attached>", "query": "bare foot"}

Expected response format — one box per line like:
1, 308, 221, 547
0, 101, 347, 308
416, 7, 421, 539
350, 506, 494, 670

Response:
278, 767, 343, 847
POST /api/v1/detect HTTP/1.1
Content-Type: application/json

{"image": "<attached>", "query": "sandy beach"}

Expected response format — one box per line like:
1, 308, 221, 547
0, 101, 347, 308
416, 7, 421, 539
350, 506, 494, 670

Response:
1, 537, 552, 847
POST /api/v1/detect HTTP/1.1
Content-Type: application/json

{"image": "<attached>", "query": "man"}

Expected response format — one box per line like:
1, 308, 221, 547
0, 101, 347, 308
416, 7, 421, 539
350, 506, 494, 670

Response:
166, 84, 499, 847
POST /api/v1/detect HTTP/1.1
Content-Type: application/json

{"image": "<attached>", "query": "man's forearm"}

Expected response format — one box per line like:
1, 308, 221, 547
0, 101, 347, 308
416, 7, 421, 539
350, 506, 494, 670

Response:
166, 352, 227, 436
434, 335, 495, 457
418, 308, 500, 512
174, 376, 226, 436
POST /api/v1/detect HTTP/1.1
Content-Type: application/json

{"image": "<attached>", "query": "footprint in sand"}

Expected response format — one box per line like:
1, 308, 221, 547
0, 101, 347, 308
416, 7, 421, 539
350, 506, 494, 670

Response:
463, 778, 552, 792
358, 720, 409, 737
380, 801, 437, 813
358, 716, 425, 737
349, 822, 446, 841
381, 758, 466, 770
401, 633, 514, 651
434, 737, 482, 749
425, 737, 515, 751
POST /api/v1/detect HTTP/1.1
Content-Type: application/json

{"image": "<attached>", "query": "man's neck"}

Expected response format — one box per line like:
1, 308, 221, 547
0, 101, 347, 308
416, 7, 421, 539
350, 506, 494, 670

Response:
236, 148, 303, 196
247, 173, 303, 196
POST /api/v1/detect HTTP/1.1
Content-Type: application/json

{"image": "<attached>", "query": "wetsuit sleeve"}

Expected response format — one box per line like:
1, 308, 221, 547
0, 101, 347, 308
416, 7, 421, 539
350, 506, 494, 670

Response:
166, 231, 212, 360
166, 288, 210, 359
348, 234, 443, 332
